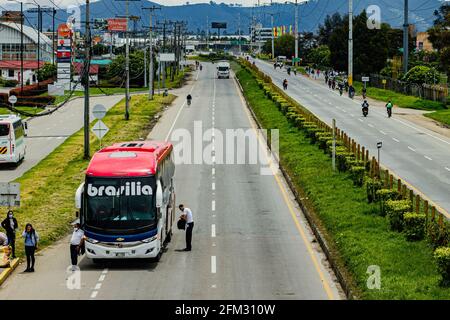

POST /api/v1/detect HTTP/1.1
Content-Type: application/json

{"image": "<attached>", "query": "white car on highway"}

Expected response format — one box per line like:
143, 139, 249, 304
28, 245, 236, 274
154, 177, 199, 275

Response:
216, 61, 231, 79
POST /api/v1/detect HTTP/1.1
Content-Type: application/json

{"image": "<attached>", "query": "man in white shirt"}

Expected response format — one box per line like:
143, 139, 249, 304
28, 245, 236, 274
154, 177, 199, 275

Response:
70, 221, 85, 269
179, 204, 194, 251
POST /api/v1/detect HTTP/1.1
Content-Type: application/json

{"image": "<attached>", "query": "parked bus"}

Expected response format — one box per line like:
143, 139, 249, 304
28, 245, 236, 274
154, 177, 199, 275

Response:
0, 115, 27, 165
75, 141, 176, 263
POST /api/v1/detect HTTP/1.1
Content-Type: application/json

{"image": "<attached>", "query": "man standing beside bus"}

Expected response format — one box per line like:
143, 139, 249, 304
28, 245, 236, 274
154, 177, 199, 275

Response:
179, 204, 194, 251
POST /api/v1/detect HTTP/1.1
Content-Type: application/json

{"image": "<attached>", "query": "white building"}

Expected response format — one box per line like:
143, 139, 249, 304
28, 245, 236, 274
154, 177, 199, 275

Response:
0, 21, 53, 84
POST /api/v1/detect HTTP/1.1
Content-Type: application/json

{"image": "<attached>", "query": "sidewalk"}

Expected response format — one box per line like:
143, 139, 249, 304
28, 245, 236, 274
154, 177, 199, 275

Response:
303, 71, 450, 139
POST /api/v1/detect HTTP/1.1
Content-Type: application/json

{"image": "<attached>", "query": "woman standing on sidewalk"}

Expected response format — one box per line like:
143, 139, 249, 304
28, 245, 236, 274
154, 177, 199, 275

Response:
22, 223, 39, 272
1, 211, 18, 258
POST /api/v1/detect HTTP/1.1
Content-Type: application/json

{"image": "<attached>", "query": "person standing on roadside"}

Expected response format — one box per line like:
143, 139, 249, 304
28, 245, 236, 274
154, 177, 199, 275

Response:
1, 210, 18, 258
22, 223, 38, 272
178, 204, 194, 251
69, 221, 84, 271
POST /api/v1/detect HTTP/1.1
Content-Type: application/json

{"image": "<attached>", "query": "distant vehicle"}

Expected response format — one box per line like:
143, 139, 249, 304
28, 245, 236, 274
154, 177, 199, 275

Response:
276, 56, 287, 63
0, 115, 27, 165
216, 61, 230, 79
75, 141, 176, 263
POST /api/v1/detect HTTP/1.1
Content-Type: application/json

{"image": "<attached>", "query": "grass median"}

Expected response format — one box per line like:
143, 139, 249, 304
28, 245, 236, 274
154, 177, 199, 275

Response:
424, 109, 450, 127
233, 61, 450, 299
11, 93, 175, 256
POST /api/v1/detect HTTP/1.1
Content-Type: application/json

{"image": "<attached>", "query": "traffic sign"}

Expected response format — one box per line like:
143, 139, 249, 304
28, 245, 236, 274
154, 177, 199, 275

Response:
362, 76, 370, 82
0, 183, 20, 207
92, 120, 109, 140
377, 142, 382, 148
8, 95, 17, 105
92, 104, 107, 120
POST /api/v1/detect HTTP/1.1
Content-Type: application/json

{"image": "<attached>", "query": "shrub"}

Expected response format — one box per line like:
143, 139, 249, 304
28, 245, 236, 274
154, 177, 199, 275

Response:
376, 188, 400, 215
280, 103, 290, 113
385, 199, 412, 232
336, 151, 354, 172
317, 134, 333, 150
294, 115, 306, 128
10, 79, 53, 97
434, 247, 450, 286
403, 212, 426, 241
350, 166, 365, 187
427, 220, 450, 249
366, 177, 383, 203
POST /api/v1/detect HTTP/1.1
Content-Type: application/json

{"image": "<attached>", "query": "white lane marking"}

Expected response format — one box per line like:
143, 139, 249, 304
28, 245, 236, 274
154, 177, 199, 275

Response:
211, 284, 217, 288
211, 256, 216, 273
211, 224, 216, 238
90, 291, 98, 299
212, 242, 216, 247
212, 155, 216, 163
212, 214, 216, 218
164, 70, 200, 141
445, 167, 450, 172
408, 146, 416, 152
212, 200, 215, 211
392, 138, 400, 142
380, 130, 387, 135
368, 123, 374, 128
358, 119, 363, 122
102, 269, 108, 274
95, 283, 102, 290
425, 155, 433, 161
212, 168, 215, 175
98, 274, 106, 282
350, 114, 355, 117
212, 182, 215, 190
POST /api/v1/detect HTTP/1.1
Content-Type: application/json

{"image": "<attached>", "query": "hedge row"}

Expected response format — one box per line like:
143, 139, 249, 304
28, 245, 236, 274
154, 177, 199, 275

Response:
240, 58, 450, 287
9, 79, 54, 97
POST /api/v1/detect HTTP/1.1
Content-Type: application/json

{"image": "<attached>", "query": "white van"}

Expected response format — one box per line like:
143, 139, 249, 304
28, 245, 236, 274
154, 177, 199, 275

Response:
217, 61, 230, 79
0, 115, 27, 164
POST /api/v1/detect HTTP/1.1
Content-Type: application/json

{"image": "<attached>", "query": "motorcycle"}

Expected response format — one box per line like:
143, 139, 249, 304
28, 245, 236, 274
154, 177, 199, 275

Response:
339, 88, 343, 96
387, 108, 392, 118
362, 106, 368, 117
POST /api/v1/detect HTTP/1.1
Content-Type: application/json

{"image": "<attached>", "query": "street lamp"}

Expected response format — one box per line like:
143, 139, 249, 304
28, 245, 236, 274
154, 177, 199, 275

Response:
283, 0, 308, 66
7, 0, 24, 92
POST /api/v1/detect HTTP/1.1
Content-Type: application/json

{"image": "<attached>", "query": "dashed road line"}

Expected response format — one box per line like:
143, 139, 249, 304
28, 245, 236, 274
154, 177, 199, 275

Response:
368, 124, 374, 128
445, 167, 450, 172
212, 182, 215, 190
392, 138, 400, 142
212, 168, 215, 175
424, 155, 433, 161
90, 291, 98, 299
211, 256, 216, 273
408, 146, 416, 152
211, 224, 216, 238
358, 119, 363, 122
212, 200, 215, 211
380, 130, 387, 135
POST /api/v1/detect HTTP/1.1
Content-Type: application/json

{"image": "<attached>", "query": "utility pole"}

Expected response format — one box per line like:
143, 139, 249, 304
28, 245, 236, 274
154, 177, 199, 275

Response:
144, 45, 147, 88
403, 0, 409, 75
52, 8, 56, 65
84, 0, 91, 159
294, 0, 298, 66
238, 12, 242, 55
143, 6, 160, 100
206, 16, 209, 51
348, 0, 353, 87
37, 5, 41, 77
20, 2, 23, 92
270, 13, 274, 59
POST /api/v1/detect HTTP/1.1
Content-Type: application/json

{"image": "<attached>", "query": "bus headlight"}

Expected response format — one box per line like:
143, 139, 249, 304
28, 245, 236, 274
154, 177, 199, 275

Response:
141, 235, 157, 243
85, 237, 99, 244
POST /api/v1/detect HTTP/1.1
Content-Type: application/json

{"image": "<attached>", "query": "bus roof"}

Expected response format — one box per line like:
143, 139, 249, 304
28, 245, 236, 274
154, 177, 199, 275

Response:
86, 141, 172, 177
0, 115, 22, 123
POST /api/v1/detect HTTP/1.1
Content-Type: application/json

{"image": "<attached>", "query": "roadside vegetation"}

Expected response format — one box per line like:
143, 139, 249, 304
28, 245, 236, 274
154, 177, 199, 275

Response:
11, 94, 175, 256
233, 59, 450, 299
425, 109, 450, 127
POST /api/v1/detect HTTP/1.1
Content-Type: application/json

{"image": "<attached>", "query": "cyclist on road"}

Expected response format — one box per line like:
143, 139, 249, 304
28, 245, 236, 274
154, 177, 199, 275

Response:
386, 100, 393, 117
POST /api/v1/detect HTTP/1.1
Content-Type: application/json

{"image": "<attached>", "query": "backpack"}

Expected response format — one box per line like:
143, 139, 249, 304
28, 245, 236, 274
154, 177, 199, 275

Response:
177, 219, 186, 230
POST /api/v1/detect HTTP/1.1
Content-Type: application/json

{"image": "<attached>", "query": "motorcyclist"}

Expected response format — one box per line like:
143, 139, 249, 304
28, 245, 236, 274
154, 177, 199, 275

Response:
287, 67, 291, 75
361, 100, 369, 116
293, 68, 297, 76
386, 100, 393, 117
187, 94, 192, 106
200, 64, 203, 71
349, 85, 355, 98
338, 82, 344, 96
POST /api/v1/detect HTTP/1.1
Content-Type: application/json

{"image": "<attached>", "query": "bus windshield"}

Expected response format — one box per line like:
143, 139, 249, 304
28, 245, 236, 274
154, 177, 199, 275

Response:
218, 66, 229, 71
0, 124, 9, 137
85, 176, 156, 232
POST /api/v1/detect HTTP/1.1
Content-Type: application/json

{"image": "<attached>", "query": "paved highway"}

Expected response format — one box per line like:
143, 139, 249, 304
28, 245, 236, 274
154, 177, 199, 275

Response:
0, 63, 342, 300
0, 94, 123, 183
255, 59, 450, 216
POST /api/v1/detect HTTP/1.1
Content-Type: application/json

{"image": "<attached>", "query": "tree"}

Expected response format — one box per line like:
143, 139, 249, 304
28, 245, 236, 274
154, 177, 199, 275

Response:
107, 51, 149, 87
307, 45, 330, 68
262, 34, 294, 58
402, 65, 440, 85
318, 13, 343, 46
36, 63, 56, 82
427, 4, 450, 76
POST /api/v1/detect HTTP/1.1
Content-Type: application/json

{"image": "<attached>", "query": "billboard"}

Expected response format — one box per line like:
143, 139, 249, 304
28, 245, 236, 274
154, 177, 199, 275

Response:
57, 23, 71, 38
211, 22, 226, 29
158, 53, 175, 62
107, 18, 127, 32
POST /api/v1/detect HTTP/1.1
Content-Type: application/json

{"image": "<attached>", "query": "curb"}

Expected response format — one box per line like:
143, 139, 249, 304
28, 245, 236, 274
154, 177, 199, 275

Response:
233, 73, 355, 300
0, 258, 20, 286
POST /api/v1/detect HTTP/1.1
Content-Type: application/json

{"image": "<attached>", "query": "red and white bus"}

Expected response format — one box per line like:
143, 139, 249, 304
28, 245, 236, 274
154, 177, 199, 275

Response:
75, 141, 176, 262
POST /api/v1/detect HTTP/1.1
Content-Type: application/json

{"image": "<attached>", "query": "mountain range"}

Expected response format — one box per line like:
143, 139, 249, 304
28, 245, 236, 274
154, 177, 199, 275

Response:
4, 0, 446, 34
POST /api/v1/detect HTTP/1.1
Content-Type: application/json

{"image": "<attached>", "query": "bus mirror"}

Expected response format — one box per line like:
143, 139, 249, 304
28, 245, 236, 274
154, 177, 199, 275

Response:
24, 122, 28, 130
75, 183, 84, 209
75, 211, 79, 218
156, 180, 163, 208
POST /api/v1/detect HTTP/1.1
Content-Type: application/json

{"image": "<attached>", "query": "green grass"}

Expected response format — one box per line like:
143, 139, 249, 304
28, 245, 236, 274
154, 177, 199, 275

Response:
353, 81, 446, 111
11, 93, 175, 256
0, 106, 44, 117
424, 109, 450, 127
233, 61, 450, 299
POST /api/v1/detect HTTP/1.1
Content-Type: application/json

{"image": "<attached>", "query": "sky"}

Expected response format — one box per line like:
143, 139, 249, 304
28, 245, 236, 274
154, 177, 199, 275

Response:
0, 0, 263, 9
